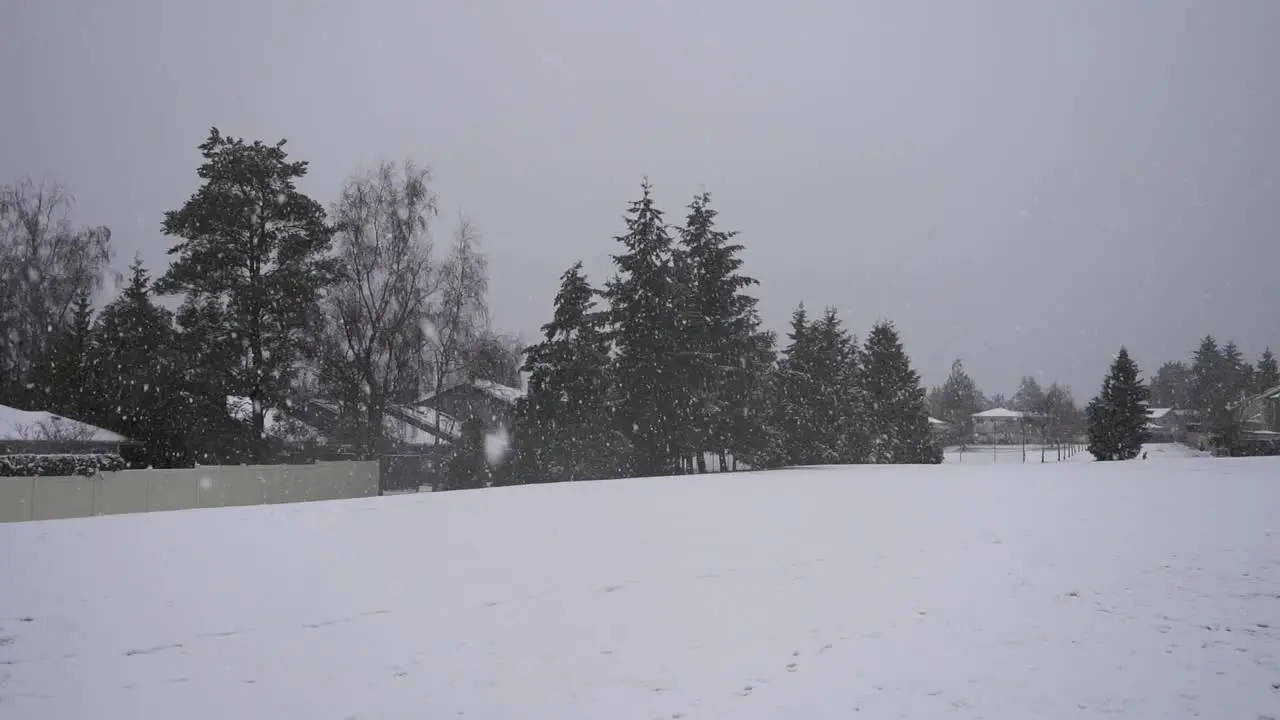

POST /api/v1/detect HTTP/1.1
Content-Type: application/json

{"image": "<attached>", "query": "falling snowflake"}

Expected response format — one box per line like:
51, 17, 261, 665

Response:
484, 427, 512, 467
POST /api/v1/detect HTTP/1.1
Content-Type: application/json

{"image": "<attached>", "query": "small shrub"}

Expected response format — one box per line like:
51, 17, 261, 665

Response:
0, 453, 127, 477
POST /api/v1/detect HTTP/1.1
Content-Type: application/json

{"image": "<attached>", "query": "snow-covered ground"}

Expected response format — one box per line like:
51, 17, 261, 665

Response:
1, 445, 1278, 719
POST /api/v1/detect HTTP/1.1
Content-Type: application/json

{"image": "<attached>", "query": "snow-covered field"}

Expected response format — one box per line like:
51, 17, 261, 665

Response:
2, 445, 1278, 719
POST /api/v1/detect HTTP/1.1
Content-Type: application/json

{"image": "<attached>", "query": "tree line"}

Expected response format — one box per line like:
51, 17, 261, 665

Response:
1148, 336, 1278, 449
1083, 335, 1278, 463
4, 130, 942, 477
501, 181, 939, 487
1, 129, 518, 466
924, 361, 1083, 453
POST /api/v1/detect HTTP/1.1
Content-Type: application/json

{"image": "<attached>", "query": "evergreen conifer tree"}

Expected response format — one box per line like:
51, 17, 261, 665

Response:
1256, 347, 1279, 394
1189, 335, 1224, 415
1086, 347, 1149, 461
31, 292, 98, 423
1149, 361, 1191, 409
767, 305, 816, 466
811, 309, 865, 463
513, 262, 622, 483
1011, 376, 1046, 413
94, 260, 182, 465
860, 321, 938, 463
157, 128, 338, 460
173, 296, 246, 462
603, 181, 680, 477
722, 326, 776, 471
673, 192, 767, 472
767, 306, 865, 465
444, 418, 489, 490
1222, 341, 1253, 403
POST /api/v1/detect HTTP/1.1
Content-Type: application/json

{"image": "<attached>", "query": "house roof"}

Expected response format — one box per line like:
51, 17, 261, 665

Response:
927, 417, 949, 426
1146, 407, 1174, 420
382, 414, 449, 447
227, 397, 326, 444
418, 378, 526, 407
389, 404, 461, 443
973, 408, 1023, 418
279, 398, 458, 447
0, 404, 130, 443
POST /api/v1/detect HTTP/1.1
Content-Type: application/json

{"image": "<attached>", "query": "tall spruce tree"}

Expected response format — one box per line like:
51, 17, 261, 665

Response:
173, 295, 247, 463
860, 321, 938, 463
513, 262, 622, 483
1258, 348, 1280, 430
766, 305, 864, 466
94, 260, 182, 465
1222, 341, 1253, 404
812, 309, 866, 464
674, 192, 764, 472
1011, 376, 1046, 413
768, 304, 817, 466
157, 128, 338, 460
1149, 361, 1191, 409
603, 181, 680, 477
30, 292, 98, 423
444, 418, 490, 491
1256, 348, 1279, 394
1086, 347, 1148, 461
725, 327, 777, 470
1189, 335, 1250, 448
1189, 335, 1224, 415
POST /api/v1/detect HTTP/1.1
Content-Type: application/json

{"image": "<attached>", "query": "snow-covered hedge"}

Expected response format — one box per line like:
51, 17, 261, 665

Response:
0, 453, 127, 478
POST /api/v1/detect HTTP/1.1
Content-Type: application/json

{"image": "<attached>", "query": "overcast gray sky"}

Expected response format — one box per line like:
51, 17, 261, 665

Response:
4, 0, 1278, 397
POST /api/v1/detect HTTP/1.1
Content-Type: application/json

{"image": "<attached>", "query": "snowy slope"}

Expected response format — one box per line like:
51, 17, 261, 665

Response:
2, 453, 1279, 719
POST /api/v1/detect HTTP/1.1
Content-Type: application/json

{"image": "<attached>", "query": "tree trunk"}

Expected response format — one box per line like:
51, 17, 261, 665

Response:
365, 402, 382, 455
696, 451, 707, 473
251, 394, 267, 464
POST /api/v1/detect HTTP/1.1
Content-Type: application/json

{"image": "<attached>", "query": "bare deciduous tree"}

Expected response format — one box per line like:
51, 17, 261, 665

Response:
0, 178, 113, 401
16, 416, 100, 443
314, 161, 439, 449
1037, 383, 1077, 461
428, 218, 489, 395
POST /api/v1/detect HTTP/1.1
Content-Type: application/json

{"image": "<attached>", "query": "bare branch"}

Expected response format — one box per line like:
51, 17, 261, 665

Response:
428, 217, 490, 394
313, 160, 438, 447
0, 177, 114, 393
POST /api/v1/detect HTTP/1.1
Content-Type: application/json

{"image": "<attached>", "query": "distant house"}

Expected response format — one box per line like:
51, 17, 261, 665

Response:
1240, 384, 1280, 433
1265, 385, 1280, 433
385, 404, 461, 446
0, 404, 131, 455
416, 379, 524, 431
288, 398, 458, 452
1145, 407, 1179, 442
927, 416, 951, 439
971, 408, 1025, 444
227, 396, 327, 448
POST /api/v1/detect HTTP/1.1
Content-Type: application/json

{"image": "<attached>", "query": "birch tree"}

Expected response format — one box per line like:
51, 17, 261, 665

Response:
428, 219, 489, 395
0, 178, 113, 405
315, 160, 438, 448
